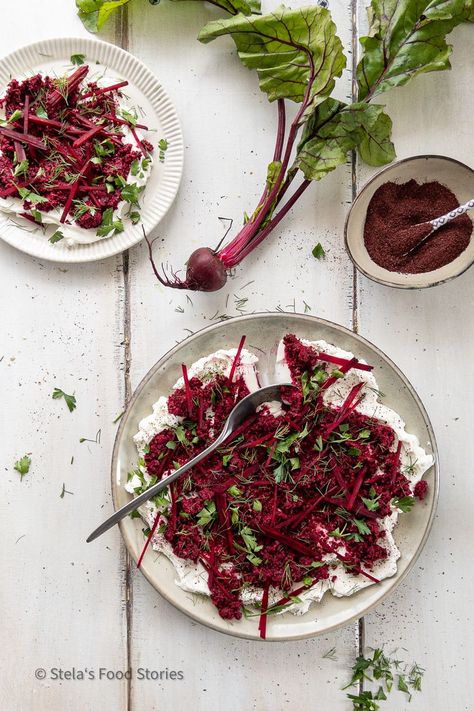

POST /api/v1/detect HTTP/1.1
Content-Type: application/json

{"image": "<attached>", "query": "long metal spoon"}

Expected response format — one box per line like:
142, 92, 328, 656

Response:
86, 382, 295, 543
402, 197, 474, 257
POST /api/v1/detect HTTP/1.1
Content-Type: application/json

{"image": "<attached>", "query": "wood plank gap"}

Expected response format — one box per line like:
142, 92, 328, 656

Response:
115, 7, 132, 711
351, 0, 364, 694
350, 0, 359, 336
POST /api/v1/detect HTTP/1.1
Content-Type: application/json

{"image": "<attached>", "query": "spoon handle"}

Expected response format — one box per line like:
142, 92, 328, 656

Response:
86, 426, 230, 543
429, 197, 474, 230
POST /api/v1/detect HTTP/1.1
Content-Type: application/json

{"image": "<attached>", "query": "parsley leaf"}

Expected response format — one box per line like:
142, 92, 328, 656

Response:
52, 388, 77, 412
312, 242, 325, 259
14, 455, 31, 479
70, 53, 86, 66
392, 495, 415, 513
49, 230, 64, 244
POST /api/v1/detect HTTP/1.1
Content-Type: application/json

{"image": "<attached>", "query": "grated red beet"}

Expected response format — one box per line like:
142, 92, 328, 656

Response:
138, 334, 428, 634
0, 66, 154, 235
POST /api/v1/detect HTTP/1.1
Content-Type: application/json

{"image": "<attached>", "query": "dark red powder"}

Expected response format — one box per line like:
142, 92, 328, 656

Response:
363, 180, 472, 274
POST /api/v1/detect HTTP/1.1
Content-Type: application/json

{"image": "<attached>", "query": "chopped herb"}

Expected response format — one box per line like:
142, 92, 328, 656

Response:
79, 429, 101, 445
113, 410, 125, 424
60, 483, 74, 498
70, 53, 86, 66
121, 182, 144, 204
49, 230, 64, 244
17, 187, 48, 204
52, 387, 77, 412
392, 495, 415, 513
312, 242, 325, 259
14, 455, 31, 479
158, 138, 168, 162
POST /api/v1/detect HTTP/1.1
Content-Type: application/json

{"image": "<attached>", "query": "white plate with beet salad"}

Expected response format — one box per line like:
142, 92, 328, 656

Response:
0, 38, 183, 262
112, 314, 438, 641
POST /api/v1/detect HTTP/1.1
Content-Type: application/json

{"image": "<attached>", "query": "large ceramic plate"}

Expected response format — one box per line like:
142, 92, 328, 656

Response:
112, 314, 438, 641
0, 37, 183, 262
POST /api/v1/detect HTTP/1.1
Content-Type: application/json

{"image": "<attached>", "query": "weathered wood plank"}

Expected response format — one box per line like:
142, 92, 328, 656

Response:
125, 1, 359, 708
355, 9, 474, 708
0, 6, 128, 709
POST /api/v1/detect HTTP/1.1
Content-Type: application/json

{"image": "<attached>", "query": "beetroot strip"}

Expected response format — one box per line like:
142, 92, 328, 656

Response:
137, 510, 162, 569
72, 124, 103, 147
181, 363, 193, 418
317, 352, 373, 372
345, 468, 366, 511
80, 80, 129, 99
238, 432, 274, 449
130, 126, 148, 156
0, 126, 46, 150
59, 180, 80, 223
259, 524, 315, 557
229, 335, 246, 383
104, 112, 148, 130
258, 583, 270, 639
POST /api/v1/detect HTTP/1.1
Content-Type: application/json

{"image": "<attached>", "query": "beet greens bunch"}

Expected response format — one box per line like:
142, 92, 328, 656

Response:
79, 0, 473, 290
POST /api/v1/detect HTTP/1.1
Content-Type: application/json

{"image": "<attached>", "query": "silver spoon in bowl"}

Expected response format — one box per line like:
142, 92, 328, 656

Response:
402, 197, 474, 257
86, 382, 296, 543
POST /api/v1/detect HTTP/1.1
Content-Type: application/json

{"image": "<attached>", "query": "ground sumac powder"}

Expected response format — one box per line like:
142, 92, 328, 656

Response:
363, 180, 473, 273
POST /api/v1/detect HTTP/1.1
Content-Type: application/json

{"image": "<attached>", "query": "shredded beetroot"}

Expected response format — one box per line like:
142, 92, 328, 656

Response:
135, 334, 428, 629
0, 66, 154, 235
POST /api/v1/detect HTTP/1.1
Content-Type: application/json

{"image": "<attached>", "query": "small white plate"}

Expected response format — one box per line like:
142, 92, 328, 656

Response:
111, 313, 438, 641
0, 37, 184, 262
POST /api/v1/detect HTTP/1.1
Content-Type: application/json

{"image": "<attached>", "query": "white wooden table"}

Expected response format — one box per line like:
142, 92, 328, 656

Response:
1, 1, 472, 709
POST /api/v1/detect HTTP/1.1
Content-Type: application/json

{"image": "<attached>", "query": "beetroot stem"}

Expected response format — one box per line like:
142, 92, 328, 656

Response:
258, 583, 270, 639
228, 335, 246, 383
181, 364, 193, 418
80, 80, 128, 100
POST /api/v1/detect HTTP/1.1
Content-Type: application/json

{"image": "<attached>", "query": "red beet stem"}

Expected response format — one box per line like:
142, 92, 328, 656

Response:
345, 468, 366, 511
317, 352, 373, 372
80, 80, 129, 100
323, 382, 365, 436
274, 487, 337, 530
259, 524, 314, 557
181, 364, 194, 419
130, 126, 148, 156
59, 181, 80, 223
137, 510, 162, 568
0, 126, 46, 150
268, 578, 320, 611
49, 65, 89, 110
258, 583, 270, 640
238, 432, 274, 449
334, 551, 380, 583
321, 357, 359, 392
28, 114, 63, 129
72, 124, 103, 147
23, 95, 30, 134
104, 113, 148, 130
228, 335, 246, 383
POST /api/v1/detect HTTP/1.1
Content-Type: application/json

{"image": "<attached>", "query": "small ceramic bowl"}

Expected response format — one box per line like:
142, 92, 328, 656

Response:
345, 155, 474, 288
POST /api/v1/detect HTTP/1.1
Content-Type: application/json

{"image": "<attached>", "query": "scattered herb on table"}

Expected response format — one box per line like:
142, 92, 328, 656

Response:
52, 387, 77, 412
14, 454, 31, 479
312, 243, 325, 260
343, 648, 425, 709
79, 428, 102, 444
60, 483, 74, 498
